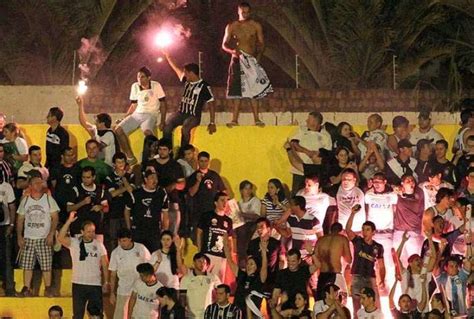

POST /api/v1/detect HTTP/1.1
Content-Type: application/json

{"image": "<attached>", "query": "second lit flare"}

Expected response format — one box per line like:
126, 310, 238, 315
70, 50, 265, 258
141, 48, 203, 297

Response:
77, 80, 88, 95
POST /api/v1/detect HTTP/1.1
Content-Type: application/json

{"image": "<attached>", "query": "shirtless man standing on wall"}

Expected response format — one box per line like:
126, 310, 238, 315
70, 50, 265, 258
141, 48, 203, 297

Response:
313, 222, 352, 302
222, 1, 272, 127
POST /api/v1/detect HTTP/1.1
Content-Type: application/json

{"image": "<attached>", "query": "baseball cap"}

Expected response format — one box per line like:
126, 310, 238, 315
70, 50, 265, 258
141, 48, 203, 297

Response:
397, 139, 414, 149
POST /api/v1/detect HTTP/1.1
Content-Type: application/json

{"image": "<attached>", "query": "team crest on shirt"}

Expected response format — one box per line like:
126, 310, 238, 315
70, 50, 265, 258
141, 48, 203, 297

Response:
142, 198, 152, 207
92, 245, 97, 251
204, 179, 213, 190
223, 221, 228, 228
135, 251, 140, 257
211, 218, 217, 226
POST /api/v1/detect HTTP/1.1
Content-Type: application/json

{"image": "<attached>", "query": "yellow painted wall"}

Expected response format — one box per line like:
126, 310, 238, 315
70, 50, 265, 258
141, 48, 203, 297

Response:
19, 124, 459, 198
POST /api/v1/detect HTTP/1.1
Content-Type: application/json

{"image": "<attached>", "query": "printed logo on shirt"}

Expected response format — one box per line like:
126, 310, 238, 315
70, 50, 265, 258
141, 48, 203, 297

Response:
204, 179, 214, 190
63, 174, 74, 184
137, 293, 155, 303
211, 218, 218, 226
142, 198, 152, 207
358, 251, 375, 262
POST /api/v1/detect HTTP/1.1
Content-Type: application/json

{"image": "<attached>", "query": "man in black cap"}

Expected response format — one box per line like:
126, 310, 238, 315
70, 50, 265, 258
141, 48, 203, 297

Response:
385, 139, 418, 185
410, 108, 443, 147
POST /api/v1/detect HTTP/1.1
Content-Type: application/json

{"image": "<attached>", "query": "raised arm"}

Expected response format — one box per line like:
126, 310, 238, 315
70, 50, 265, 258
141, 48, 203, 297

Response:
223, 233, 238, 277
75, 96, 94, 137
389, 280, 397, 310
425, 231, 437, 272
396, 231, 409, 271
259, 240, 268, 283
163, 51, 184, 79
345, 205, 360, 241
58, 211, 77, 248
422, 208, 434, 235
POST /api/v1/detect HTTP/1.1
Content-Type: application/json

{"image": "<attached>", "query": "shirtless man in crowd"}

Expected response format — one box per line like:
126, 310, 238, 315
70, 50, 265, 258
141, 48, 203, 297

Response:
222, 1, 271, 127
313, 222, 352, 301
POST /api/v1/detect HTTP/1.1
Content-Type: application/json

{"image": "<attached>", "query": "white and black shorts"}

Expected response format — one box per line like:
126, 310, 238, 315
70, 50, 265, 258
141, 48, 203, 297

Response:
20, 238, 53, 271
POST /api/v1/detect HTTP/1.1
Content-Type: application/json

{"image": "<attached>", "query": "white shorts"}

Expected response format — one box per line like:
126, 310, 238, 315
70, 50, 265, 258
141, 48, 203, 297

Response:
118, 112, 157, 135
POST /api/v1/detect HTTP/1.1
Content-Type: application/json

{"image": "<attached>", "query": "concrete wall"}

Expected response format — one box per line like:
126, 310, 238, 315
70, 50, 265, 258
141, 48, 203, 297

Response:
0, 85, 466, 125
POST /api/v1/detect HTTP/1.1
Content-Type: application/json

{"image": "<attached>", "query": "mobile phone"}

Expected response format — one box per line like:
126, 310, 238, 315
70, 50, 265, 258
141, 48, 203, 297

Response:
353, 204, 361, 212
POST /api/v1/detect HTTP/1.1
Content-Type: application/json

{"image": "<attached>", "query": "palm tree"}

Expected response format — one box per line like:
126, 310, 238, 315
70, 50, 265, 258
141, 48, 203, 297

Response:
252, 0, 458, 89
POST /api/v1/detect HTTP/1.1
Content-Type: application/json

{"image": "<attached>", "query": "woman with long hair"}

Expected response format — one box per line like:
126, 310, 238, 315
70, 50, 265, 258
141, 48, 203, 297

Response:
261, 178, 289, 224
150, 231, 183, 289
272, 291, 312, 319
334, 121, 361, 158
223, 233, 267, 319
156, 286, 186, 319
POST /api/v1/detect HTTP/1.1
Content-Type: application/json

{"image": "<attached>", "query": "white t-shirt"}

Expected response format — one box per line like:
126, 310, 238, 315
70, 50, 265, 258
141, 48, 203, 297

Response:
313, 300, 331, 316
17, 193, 59, 239
289, 126, 332, 175
150, 250, 180, 289
109, 242, 151, 296
401, 270, 432, 313
296, 189, 330, 224
130, 81, 166, 114
336, 186, 365, 231
365, 189, 397, 230
359, 129, 388, 157
17, 162, 49, 181
0, 182, 15, 226
410, 127, 444, 145
177, 159, 194, 178
69, 237, 107, 286
180, 270, 221, 319
357, 307, 384, 319
91, 126, 115, 166
131, 279, 162, 319
419, 182, 454, 210
0, 137, 28, 155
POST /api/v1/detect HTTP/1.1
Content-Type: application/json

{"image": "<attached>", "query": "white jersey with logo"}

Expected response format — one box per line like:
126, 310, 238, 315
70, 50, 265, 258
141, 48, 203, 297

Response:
419, 181, 454, 209
336, 186, 365, 231
70, 237, 107, 286
17, 193, 59, 239
131, 279, 162, 319
365, 189, 397, 230
109, 242, 151, 296
296, 189, 330, 224
130, 81, 166, 113
180, 270, 221, 319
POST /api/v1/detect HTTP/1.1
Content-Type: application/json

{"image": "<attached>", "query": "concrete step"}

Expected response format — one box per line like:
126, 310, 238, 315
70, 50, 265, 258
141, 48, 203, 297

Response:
13, 269, 73, 297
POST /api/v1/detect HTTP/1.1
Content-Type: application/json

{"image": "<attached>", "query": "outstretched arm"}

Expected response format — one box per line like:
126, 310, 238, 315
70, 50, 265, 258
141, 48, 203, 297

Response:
58, 211, 77, 248
75, 96, 95, 137
396, 231, 409, 271
223, 233, 238, 277
345, 205, 360, 241
163, 51, 185, 80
